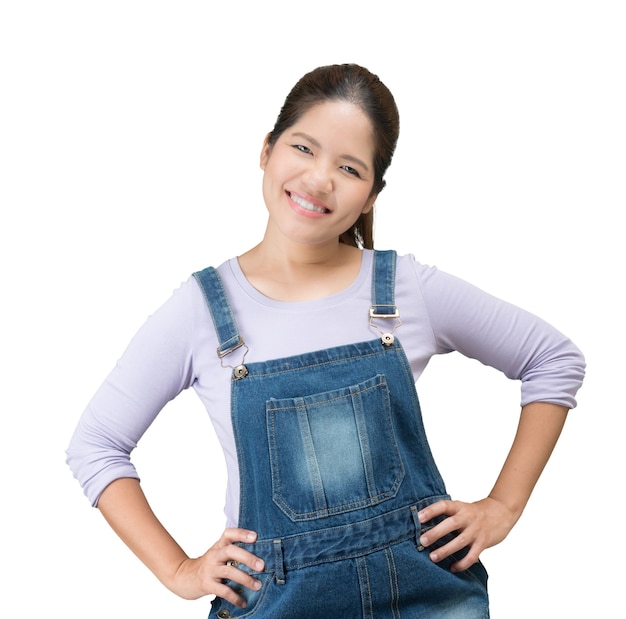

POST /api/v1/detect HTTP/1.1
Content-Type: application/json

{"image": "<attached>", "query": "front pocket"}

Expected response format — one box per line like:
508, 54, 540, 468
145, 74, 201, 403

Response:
419, 515, 489, 589
266, 374, 405, 521
209, 570, 273, 618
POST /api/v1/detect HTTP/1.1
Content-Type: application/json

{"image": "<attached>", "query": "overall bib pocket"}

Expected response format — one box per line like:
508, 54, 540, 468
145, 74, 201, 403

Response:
266, 374, 405, 521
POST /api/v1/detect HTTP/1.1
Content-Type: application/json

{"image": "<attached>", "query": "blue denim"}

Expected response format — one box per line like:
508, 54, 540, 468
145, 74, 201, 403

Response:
194, 251, 489, 618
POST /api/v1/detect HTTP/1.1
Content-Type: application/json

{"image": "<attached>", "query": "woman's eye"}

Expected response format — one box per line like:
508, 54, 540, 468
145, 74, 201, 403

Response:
293, 144, 312, 154
341, 165, 361, 178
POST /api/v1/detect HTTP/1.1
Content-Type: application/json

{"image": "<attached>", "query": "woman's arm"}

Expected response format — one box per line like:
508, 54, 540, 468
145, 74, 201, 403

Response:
97, 478, 264, 608
417, 401, 568, 571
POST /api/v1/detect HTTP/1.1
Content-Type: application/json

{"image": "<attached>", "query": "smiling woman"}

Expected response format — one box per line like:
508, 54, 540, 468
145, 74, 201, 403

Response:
66, 63, 585, 618
256, 101, 377, 256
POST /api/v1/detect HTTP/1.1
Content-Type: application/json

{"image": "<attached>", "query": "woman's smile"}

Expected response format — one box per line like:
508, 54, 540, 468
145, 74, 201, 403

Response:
287, 190, 331, 216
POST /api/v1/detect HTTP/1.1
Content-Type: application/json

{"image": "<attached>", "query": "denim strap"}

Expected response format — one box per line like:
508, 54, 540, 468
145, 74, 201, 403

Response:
370, 250, 398, 317
193, 266, 244, 358
193, 251, 398, 357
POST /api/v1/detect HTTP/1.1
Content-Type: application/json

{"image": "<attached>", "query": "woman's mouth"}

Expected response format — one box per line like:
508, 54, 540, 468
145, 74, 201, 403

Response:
287, 191, 330, 214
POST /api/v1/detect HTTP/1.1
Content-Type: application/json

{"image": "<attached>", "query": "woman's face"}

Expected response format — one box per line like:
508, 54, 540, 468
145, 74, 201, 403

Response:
260, 100, 377, 248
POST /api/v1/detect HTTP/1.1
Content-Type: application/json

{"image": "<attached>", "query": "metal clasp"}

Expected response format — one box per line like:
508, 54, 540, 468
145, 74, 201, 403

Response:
216, 336, 246, 358
369, 305, 400, 319
369, 306, 402, 347
216, 338, 250, 379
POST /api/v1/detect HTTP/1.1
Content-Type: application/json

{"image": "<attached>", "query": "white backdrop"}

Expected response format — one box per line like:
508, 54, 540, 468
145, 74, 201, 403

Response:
1, 1, 623, 617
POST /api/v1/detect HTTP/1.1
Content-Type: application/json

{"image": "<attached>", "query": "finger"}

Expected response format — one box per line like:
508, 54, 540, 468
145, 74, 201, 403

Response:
222, 563, 264, 592
417, 500, 456, 523
219, 527, 258, 546
419, 512, 462, 548
450, 547, 482, 573
225, 547, 265, 574
427, 531, 471, 564
212, 580, 250, 608
210, 528, 263, 570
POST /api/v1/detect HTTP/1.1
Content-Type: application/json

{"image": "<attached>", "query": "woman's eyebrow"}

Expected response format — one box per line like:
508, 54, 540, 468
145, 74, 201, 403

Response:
291, 131, 370, 172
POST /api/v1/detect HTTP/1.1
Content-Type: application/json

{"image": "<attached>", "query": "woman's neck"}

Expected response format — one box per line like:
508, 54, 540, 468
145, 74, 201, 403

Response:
237, 239, 363, 302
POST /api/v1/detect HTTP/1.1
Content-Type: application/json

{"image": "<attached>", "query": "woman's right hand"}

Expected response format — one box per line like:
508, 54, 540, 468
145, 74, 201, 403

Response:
171, 528, 265, 607
97, 480, 264, 607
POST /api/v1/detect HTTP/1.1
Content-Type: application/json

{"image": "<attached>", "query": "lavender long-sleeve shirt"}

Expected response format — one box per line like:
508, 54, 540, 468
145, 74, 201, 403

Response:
66, 250, 585, 526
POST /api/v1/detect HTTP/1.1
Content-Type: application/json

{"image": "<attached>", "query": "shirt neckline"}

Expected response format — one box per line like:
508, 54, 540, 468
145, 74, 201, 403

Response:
227, 249, 373, 311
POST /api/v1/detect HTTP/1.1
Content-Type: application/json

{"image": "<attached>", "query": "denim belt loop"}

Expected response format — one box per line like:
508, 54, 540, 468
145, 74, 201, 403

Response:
410, 505, 425, 552
273, 539, 286, 584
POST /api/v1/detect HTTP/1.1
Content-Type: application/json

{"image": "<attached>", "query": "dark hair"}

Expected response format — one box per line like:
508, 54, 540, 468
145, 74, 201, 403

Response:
267, 64, 400, 249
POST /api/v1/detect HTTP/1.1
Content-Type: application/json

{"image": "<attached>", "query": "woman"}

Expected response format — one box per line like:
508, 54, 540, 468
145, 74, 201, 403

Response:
67, 64, 585, 617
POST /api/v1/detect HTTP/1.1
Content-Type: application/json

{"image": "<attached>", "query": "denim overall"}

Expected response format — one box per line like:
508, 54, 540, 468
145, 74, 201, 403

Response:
194, 251, 489, 618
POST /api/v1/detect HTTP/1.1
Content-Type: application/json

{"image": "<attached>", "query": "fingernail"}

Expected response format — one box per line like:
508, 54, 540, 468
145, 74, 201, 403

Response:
253, 579, 262, 590
430, 552, 439, 562
255, 560, 264, 571
418, 511, 426, 523
419, 535, 429, 546
246, 532, 256, 541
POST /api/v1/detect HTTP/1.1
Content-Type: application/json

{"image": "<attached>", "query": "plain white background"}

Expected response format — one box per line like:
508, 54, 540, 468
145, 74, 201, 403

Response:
1, 1, 624, 616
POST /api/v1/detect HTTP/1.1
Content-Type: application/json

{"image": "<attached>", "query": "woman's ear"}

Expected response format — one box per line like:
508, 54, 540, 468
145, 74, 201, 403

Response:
362, 192, 377, 214
260, 134, 272, 170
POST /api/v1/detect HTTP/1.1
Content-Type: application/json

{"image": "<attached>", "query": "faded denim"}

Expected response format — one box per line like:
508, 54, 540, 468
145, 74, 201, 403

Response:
195, 251, 489, 618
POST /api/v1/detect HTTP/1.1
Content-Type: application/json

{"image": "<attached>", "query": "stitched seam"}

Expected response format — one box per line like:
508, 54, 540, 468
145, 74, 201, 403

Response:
357, 557, 374, 619
266, 378, 385, 411
243, 346, 397, 379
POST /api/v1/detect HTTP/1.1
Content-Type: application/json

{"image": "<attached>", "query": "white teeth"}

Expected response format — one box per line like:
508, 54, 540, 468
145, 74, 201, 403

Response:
290, 192, 328, 213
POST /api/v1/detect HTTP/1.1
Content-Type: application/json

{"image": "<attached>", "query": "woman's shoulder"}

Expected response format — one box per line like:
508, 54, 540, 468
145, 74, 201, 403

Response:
379, 250, 444, 289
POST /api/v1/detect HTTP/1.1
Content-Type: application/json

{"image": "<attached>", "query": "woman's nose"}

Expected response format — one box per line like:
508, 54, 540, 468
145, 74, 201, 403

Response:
303, 160, 333, 194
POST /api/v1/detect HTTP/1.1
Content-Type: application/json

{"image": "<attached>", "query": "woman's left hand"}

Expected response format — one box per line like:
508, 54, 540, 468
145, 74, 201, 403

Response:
417, 403, 570, 573
417, 497, 518, 573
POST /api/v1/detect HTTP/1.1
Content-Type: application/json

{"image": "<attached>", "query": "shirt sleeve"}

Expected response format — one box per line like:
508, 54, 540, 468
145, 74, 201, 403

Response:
410, 258, 586, 409
65, 278, 197, 506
